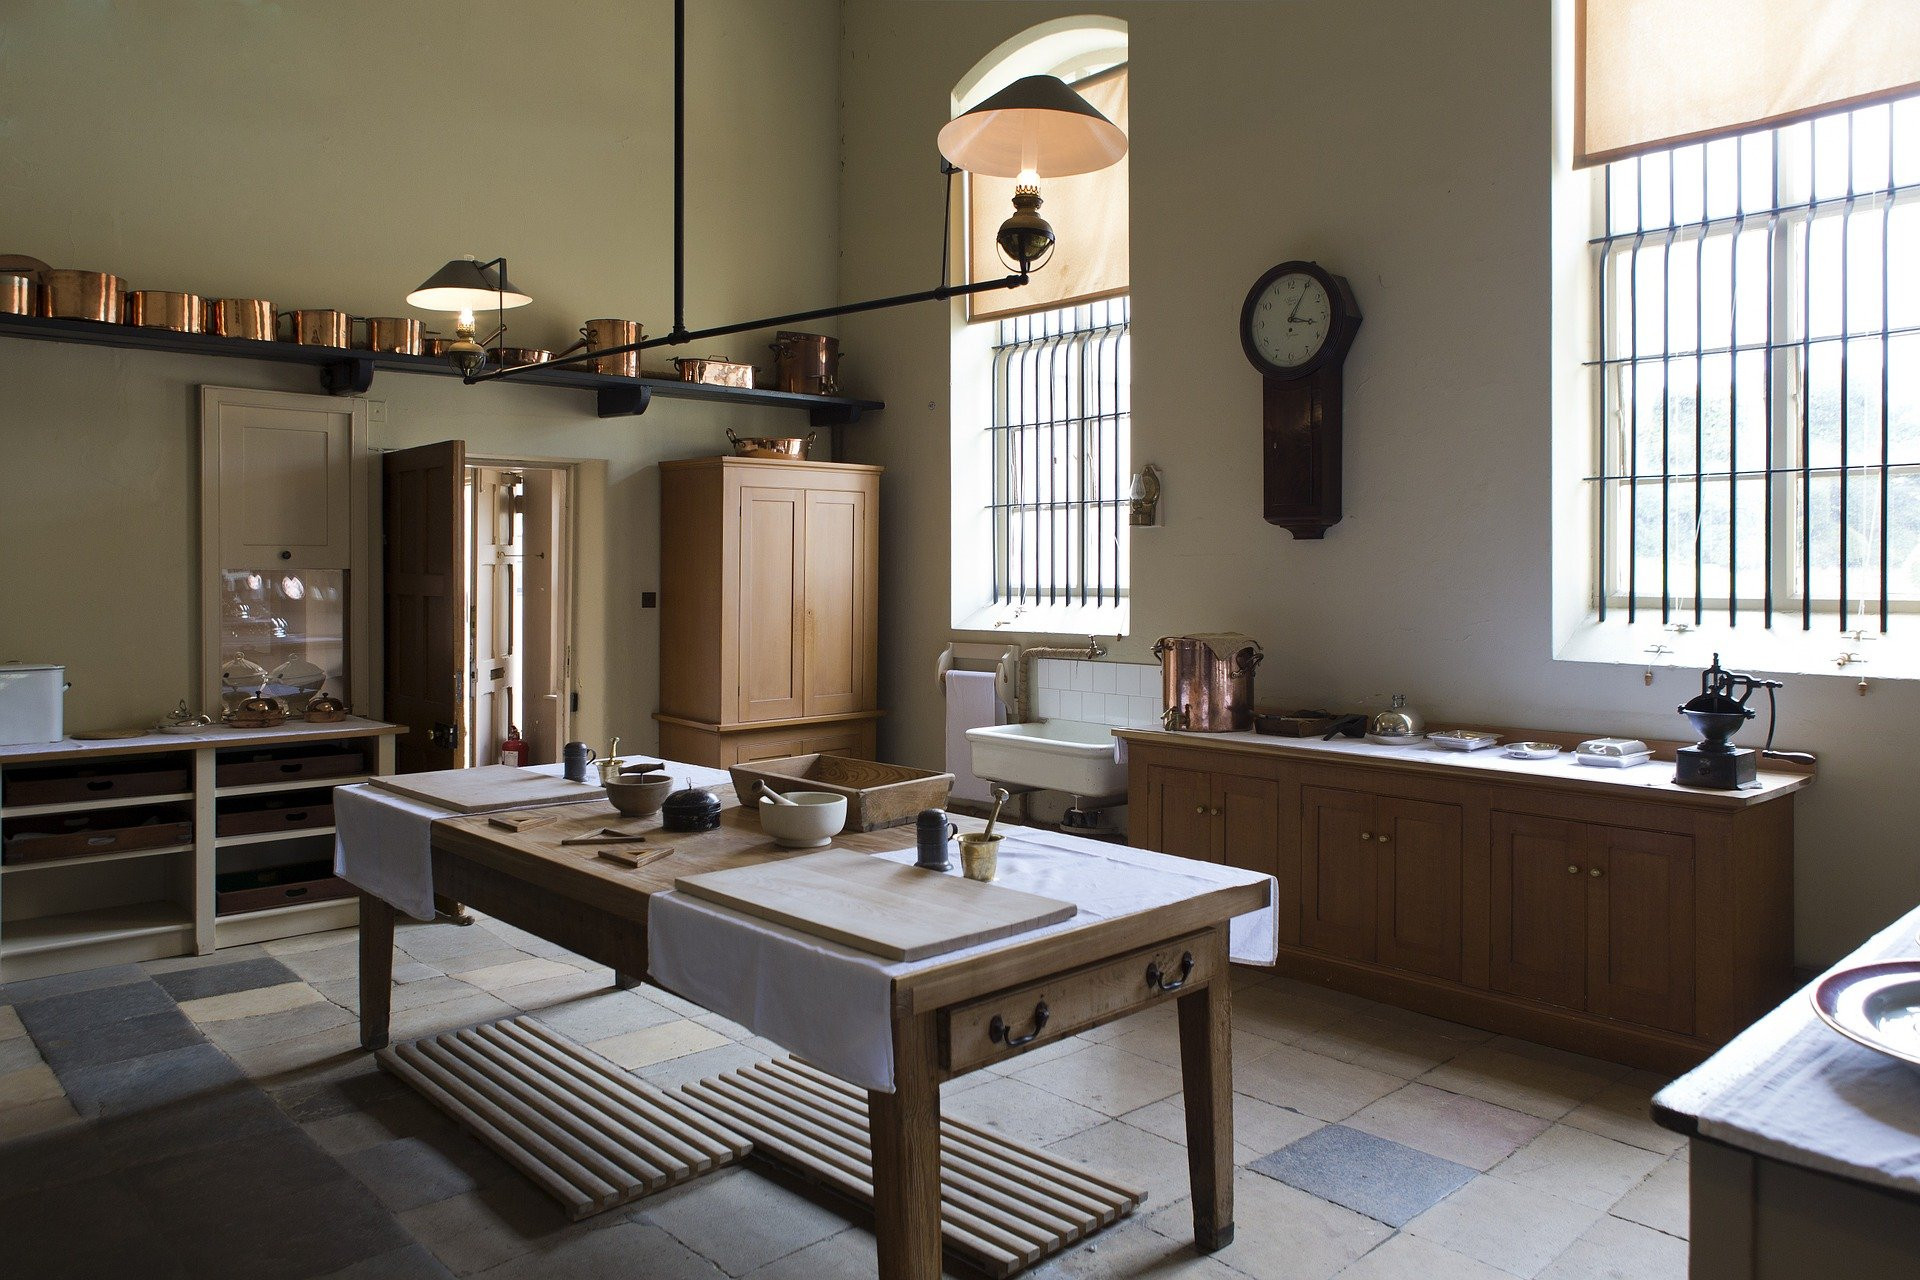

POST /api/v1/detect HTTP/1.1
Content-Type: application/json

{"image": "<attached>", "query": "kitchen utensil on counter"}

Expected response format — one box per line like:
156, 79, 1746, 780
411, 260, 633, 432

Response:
662, 785, 723, 833
359, 316, 423, 355
915, 808, 958, 871
1428, 729, 1502, 751
124, 290, 206, 333
1153, 633, 1264, 732
223, 690, 287, 728
1574, 737, 1652, 768
220, 654, 271, 710
490, 346, 552, 366
606, 772, 673, 818
582, 319, 642, 376
1368, 693, 1424, 739
759, 781, 797, 806
725, 428, 815, 459
154, 699, 214, 734
758, 790, 847, 849
726, 755, 954, 832
267, 657, 327, 711
771, 330, 841, 394
1320, 714, 1369, 740
0, 272, 32, 315
0, 662, 69, 746
1254, 709, 1339, 736
1504, 741, 1562, 760
562, 741, 598, 783
1675, 653, 1815, 789
1811, 960, 1920, 1068
675, 356, 754, 388
210, 298, 276, 340
560, 827, 649, 846
40, 269, 125, 322
281, 308, 351, 347
984, 785, 1010, 840
599, 845, 673, 870
959, 832, 1002, 882
303, 689, 347, 723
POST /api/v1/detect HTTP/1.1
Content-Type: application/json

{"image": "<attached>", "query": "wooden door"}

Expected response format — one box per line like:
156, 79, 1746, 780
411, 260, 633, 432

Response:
1215, 772, 1280, 877
1373, 796, 1464, 982
1489, 812, 1589, 1011
799, 486, 871, 718
1143, 766, 1214, 862
384, 440, 465, 774
1588, 826, 1696, 1035
735, 486, 805, 723
518, 466, 570, 763
210, 389, 355, 570
468, 469, 522, 767
1299, 786, 1376, 962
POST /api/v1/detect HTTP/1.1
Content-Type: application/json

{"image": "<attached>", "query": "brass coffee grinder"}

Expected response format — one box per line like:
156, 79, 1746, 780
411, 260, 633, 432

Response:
1674, 654, 1804, 789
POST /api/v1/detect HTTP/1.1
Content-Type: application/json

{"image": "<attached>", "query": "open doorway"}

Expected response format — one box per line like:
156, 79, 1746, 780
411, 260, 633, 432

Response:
464, 460, 574, 766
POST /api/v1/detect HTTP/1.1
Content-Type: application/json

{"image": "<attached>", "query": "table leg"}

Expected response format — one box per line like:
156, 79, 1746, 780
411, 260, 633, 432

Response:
614, 971, 642, 991
358, 892, 395, 1051
1177, 930, 1234, 1252
870, 1012, 943, 1280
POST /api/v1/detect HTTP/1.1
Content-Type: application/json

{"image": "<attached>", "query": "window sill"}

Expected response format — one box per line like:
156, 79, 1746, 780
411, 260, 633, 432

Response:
1556, 613, 1914, 682
953, 599, 1130, 638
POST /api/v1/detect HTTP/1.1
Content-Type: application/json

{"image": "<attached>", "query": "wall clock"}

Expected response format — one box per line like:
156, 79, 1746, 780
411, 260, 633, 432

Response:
1239, 260, 1362, 538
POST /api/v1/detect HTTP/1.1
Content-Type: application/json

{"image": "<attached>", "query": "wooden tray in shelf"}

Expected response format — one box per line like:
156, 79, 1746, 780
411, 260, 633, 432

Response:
2, 807, 194, 865
215, 862, 355, 915
3, 762, 191, 807
726, 755, 954, 831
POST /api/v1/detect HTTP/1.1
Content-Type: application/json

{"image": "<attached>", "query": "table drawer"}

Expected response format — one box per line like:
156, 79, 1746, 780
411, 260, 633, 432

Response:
942, 930, 1216, 1073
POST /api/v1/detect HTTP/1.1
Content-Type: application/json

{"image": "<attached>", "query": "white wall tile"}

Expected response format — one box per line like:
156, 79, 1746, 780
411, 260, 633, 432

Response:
1128, 695, 1158, 725
1035, 659, 1068, 692
1134, 664, 1161, 696
1036, 688, 1061, 718
1070, 662, 1094, 692
1058, 689, 1084, 720
1092, 663, 1117, 694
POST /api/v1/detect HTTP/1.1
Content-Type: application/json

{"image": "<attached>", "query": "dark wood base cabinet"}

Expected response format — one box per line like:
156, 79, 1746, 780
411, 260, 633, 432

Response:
1125, 734, 1800, 1074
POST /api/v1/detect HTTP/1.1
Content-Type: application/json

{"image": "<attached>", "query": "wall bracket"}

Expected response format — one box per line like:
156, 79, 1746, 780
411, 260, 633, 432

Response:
597, 384, 653, 418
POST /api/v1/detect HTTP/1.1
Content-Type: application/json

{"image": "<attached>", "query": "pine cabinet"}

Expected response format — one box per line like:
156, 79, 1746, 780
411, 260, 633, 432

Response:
1138, 762, 1281, 878
657, 457, 881, 766
1300, 786, 1463, 982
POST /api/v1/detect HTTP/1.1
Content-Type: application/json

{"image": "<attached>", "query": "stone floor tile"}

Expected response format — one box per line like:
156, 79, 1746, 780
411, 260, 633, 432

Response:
435, 947, 537, 977
642, 982, 718, 1019
1122, 1089, 1323, 1166
693, 1008, 754, 1039
201, 996, 358, 1053
738, 1228, 889, 1280
1333, 1231, 1515, 1280
278, 940, 368, 985
1346, 1082, 1550, 1171
1405, 1175, 1604, 1277
1233, 1043, 1405, 1123
339, 1132, 511, 1213
270, 1058, 408, 1122
1232, 982, 1350, 1045
0, 1004, 27, 1039
0, 962, 146, 1005
1607, 1154, 1688, 1238
1045, 1118, 1196, 1208
1417, 1045, 1615, 1122
0, 1035, 40, 1074
223, 1018, 365, 1083
264, 926, 360, 957
1249, 1124, 1475, 1228
983, 1029, 1086, 1075
1360, 1002, 1498, 1046
180, 979, 327, 1024
124, 1125, 344, 1207
1079, 999, 1174, 1043
1012, 1041, 1186, 1117
35, 1006, 206, 1073
96, 1081, 293, 1167
1538, 1214, 1686, 1280
0, 1094, 80, 1143
152, 954, 299, 1002
0, 1061, 63, 1106
636, 1165, 849, 1276
0, 1112, 113, 1195
1558, 1082, 1685, 1155
0, 1171, 192, 1279
476, 919, 577, 961
1290, 1015, 1472, 1080
1491, 1124, 1664, 1211
161, 1173, 415, 1280
1485, 1037, 1634, 1083
634, 1040, 774, 1089
590, 1018, 731, 1069
59, 1039, 242, 1119
388, 993, 519, 1042
16, 974, 176, 1032
945, 1073, 1109, 1147
1103, 1015, 1287, 1072
494, 969, 614, 1011
142, 944, 269, 975
528, 989, 682, 1042
398, 1178, 579, 1277
310, 1242, 458, 1280
1026, 1218, 1242, 1278
397, 925, 526, 967
456, 956, 583, 995
304, 1090, 461, 1157
1145, 1167, 1392, 1279
468, 1219, 724, 1280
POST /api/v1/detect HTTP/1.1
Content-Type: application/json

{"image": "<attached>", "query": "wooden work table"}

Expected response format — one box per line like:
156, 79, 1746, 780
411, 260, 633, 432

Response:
357, 793, 1270, 1279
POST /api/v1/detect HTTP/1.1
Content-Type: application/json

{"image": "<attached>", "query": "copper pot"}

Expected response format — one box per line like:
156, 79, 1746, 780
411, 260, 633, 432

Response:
0, 273, 31, 316
726, 428, 814, 459
282, 308, 351, 347
125, 291, 207, 333
582, 318, 642, 376
359, 316, 422, 355
1152, 634, 1264, 732
771, 330, 840, 395
41, 269, 125, 322
491, 346, 552, 366
211, 298, 276, 340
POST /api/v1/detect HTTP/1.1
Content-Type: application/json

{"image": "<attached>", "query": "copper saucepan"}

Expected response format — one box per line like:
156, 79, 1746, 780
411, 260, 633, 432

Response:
359, 316, 422, 355
125, 291, 207, 333
726, 428, 816, 459
582, 318, 642, 377
211, 298, 276, 340
41, 269, 125, 322
0, 273, 32, 316
490, 347, 551, 366
281, 308, 351, 347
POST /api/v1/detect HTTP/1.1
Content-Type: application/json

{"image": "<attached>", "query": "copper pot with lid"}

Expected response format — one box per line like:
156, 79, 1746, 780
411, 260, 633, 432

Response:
282, 309, 351, 347
0, 273, 33, 316
211, 298, 276, 340
582, 319, 642, 376
125, 291, 208, 333
1153, 633, 1264, 732
771, 330, 840, 394
41, 269, 125, 322
359, 316, 423, 355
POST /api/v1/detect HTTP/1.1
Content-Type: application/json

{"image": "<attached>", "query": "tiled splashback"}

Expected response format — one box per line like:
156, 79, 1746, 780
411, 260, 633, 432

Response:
1031, 659, 1162, 726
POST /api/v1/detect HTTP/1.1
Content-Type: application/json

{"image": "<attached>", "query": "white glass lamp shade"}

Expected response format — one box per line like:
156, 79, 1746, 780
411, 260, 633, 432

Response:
406, 257, 532, 312
937, 74, 1129, 179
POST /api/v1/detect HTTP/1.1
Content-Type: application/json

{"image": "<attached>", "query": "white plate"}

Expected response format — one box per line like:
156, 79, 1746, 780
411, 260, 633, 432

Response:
1365, 733, 1426, 746
1813, 961, 1920, 1067
1505, 742, 1563, 760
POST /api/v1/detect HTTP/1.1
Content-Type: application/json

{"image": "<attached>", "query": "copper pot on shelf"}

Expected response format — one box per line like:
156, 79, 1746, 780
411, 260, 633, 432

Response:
41, 269, 125, 322
771, 330, 840, 395
125, 291, 207, 333
282, 308, 351, 347
0, 273, 32, 316
359, 316, 423, 355
582, 318, 642, 376
726, 428, 814, 459
210, 298, 276, 339
490, 346, 552, 366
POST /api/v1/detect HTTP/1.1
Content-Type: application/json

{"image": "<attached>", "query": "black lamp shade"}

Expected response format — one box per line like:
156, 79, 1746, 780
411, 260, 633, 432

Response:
407, 257, 532, 312
937, 74, 1129, 179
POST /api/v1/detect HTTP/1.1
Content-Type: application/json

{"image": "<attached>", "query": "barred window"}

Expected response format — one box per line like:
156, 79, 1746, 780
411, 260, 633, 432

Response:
1592, 96, 1920, 633
989, 296, 1131, 611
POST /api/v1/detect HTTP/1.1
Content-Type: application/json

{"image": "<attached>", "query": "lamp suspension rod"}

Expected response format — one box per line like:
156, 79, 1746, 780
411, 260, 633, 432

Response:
670, 0, 688, 343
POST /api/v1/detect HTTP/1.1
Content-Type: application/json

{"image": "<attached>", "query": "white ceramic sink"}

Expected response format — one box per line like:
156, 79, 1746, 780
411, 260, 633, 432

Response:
965, 719, 1128, 799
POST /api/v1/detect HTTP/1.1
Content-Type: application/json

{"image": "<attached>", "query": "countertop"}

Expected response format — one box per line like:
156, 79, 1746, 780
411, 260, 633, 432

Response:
0, 716, 402, 764
1112, 726, 1811, 809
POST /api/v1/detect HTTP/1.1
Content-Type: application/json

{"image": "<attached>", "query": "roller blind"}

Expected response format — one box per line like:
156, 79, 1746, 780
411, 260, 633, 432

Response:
1577, 0, 1920, 167
967, 65, 1128, 322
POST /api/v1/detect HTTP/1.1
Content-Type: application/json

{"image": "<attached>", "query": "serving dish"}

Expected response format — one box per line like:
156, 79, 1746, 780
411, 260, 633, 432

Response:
1428, 729, 1502, 751
1504, 741, 1563, 760
1575, 737, 1652, 768
1812, 960, 1920, 1068
1365, 732, 1426, 747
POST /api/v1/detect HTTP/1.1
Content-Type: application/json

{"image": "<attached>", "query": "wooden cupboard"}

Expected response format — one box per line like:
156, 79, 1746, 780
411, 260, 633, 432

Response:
1123, 731, 1803, 1072
657, 457, 882, 766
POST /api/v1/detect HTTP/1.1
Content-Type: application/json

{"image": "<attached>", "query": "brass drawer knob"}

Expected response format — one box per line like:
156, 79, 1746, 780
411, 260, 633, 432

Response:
1590, 866, 1604, 877
1146, 951, 1196, 993
1377, 834, 1391, 845
1360, 832, 1373, 841
1195, 805, 1207, 814
1567, 864, 1580, 874
988, 1000, 1050, 1048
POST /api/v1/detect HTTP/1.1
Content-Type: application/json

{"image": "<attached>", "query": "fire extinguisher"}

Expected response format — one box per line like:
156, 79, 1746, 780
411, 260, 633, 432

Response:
500, 725, 528, 768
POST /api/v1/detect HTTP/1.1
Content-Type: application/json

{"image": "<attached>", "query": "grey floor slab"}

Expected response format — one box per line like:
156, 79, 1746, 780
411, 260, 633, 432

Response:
59, 1039, 243, 1118
0, 1170, 193, 1280
153, 954, 302, 1002
1250, 1123, 1477, 1228
0, 963, 148, 1006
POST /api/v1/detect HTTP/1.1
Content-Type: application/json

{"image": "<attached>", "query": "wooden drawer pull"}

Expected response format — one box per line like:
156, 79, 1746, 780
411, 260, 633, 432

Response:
988, 1001, 1050, 1048
1146, 951, 1195, 993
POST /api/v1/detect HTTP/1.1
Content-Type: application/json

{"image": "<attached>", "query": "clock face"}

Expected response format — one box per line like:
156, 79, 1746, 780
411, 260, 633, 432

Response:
1247, 272, 1332, 370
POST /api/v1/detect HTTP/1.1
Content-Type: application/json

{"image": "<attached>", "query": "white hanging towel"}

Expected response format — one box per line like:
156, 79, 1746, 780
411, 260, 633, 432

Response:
943, 669, 1004, 803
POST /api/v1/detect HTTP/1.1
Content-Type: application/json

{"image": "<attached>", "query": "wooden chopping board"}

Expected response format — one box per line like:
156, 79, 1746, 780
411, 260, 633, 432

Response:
368, 765, 606, 814
672, 849, 1077, 962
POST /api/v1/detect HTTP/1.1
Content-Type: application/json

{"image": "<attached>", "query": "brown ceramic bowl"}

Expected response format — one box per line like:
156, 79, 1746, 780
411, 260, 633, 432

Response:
606, 771, 674, 818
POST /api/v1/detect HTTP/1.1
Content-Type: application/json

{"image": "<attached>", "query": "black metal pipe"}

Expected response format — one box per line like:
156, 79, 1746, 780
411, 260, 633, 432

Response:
672, 0, 687, 343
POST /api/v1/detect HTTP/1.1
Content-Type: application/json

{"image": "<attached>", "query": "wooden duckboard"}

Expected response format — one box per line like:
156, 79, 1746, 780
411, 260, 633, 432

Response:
681, 1058, 1144, 1278
367, 764, 605, 814
375, 1016, 750, 1220
672, 849, 1076, 961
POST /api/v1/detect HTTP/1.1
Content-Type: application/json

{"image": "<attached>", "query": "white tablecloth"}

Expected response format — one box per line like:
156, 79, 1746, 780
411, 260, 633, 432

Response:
647, 827, 1278, 1092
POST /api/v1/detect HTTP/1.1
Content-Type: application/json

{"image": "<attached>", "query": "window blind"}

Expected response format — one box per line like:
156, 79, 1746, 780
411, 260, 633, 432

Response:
967, 65, 1128, 322
1577, 0, 1920, 168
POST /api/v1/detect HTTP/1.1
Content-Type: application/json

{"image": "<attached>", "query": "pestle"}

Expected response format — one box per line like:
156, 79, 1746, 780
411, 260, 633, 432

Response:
759, 781, 797, 806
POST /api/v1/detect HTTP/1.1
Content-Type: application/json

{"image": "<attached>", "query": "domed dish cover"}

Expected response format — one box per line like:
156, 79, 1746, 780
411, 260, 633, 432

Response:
1369, 693, 1424, 738
304, 688, 348, 723
661, 786, 723, 833
221, 654, 270, 707
268, 657, 328, 711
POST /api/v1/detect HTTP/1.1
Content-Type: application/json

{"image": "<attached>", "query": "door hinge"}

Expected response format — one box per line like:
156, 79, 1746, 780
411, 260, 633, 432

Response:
429, 722, 459, 750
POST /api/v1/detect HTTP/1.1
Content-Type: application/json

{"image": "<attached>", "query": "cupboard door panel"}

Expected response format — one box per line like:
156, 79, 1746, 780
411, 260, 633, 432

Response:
1216, 772, 1280, 878
1489, 812, 1588, 1011
216, 402, 353, 568
1375, 795, 1463, 983
1590, 827, 1695, 1035
1300, 786, 1376, 962
736, 487, 805, 723
1144, 767, 1214, 863
800, 487, 868, 718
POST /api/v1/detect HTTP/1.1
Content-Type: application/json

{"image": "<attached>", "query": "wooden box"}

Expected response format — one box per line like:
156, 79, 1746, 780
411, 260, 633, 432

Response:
2, 806, 194, 864
216, 744, 365, 788
215, 862, 355, 915
728, 754, 954, 831
5, 761, 191, 807
216, 794, 336, 837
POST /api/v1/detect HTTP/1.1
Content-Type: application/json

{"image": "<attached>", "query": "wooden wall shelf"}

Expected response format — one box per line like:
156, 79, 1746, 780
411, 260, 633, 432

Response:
0, 312, 884, 425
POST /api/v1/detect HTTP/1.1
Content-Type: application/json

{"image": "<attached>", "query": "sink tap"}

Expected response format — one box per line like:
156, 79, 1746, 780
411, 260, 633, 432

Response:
1161, 703, 1189, 731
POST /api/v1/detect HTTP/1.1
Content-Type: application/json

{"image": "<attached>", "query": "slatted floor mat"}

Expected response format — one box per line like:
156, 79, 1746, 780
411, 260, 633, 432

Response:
375, 1016, 751, 1220
680, 1057, 1147, 1278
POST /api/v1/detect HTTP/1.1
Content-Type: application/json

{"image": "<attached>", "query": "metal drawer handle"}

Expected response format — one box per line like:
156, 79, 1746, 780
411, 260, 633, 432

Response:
1146, 951, 1196, 993
989, 1001, 1050, 1048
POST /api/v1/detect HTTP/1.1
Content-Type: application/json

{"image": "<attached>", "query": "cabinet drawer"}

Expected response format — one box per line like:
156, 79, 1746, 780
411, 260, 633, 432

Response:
216, 745, 365, 787
4, 761, 191, 808
942, 931, 1215, 1074
216, 793, 336, 837
2, 806, 194, 864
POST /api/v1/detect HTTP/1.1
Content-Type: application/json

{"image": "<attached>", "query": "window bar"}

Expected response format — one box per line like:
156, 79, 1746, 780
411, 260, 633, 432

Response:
991, 333, 1012, 606
1801, 124, 1818, 630
1598, 166, 1613, 621
1046, 321, 1068, 607
1729, 140, 1743, 626
1837, 113, 1855, 629
1883, 109, 1896, 631
1075, 304, 1091, 608
1114, 300, 1126, 607
1628, 210, 1646, 621
1765, 128, 1780, 627
1694, 144, 1707, 625
1026, 313, 1042, 605
1660, 148, 1678, 623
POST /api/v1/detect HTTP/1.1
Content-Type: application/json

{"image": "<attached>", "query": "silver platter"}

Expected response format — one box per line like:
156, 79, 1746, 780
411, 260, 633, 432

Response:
1811, 960, 1920, 1068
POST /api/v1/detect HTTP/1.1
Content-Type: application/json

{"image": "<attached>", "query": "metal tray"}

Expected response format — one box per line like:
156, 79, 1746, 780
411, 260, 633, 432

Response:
1812, 960, 1920, 1067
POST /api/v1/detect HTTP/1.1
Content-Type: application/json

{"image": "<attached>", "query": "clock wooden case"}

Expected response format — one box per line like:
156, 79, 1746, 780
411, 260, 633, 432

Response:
1239, 260, 1362, 539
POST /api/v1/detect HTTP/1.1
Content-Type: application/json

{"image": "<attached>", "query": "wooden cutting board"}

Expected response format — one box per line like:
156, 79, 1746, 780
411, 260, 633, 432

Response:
368, 765, 606, 814
672, 849, 1077, 961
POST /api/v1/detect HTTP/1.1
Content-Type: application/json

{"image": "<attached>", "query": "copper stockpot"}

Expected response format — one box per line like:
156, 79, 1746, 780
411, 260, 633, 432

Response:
282, 308, 351, 347
211, 298, 276, 340
359, 316, 422, 355
1152, 634, 1264, 732
125, 291, 207, 333
41, 269, 125, 322
771, 330, 840, 395
0, 273, 31, 316
582, 318, 642, 376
